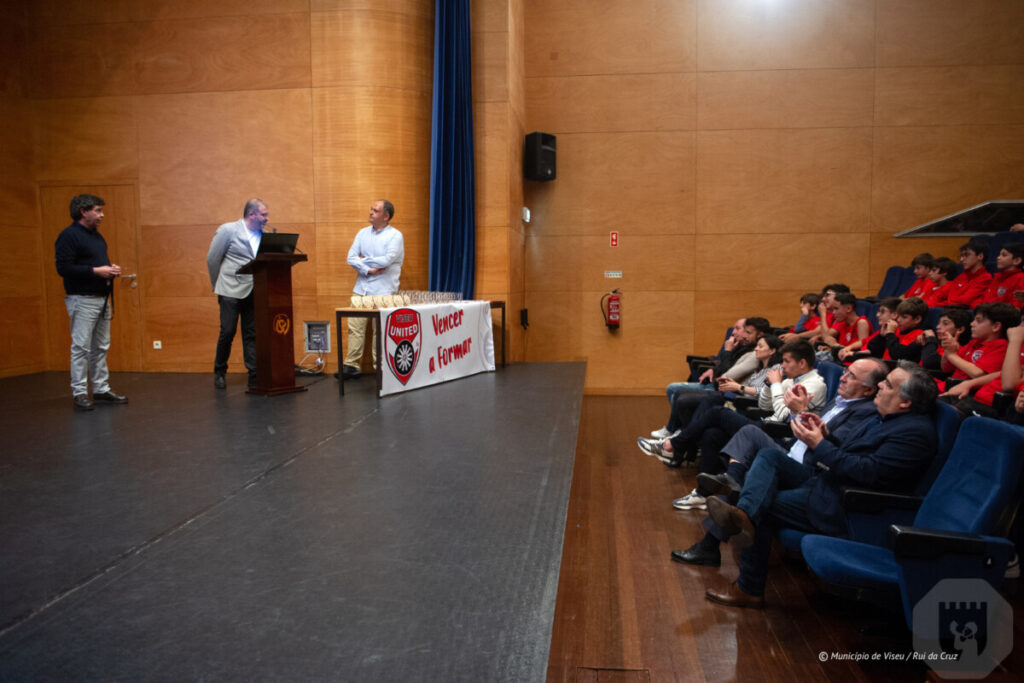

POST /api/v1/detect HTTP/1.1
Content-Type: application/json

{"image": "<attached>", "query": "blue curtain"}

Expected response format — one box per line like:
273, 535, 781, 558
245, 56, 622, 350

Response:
429, 0, 476, 299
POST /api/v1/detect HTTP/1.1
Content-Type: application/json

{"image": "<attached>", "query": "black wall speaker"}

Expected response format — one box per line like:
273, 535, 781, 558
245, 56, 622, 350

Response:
524, 132, 556, 181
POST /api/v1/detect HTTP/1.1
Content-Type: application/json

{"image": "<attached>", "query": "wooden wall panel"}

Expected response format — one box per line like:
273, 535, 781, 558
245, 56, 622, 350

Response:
312, 0, 432, 15
875, 66, 1024, 127
142, 297, 223, 372
872, 126, 1024, 234
311, 87, 432, 226
527, 74, 696, 134
528, 132, 696, 235
524, 290, 695, 392
0, 99, 36, 227
477, 226, 511, 295
696, 0, 874, 71
693, 290, 808, 352
33, 98, 138, 184
472, 0, 509, 33
526, 234, 696, 293
311, 10, 433, 91
141, 225, 224, 299
868, 235, 968, 292
29, 13, 311, 98
474, 102, 511, 229
0, 226, 45, 299
0, 297, 47, 378
697, 70, 874, 130
876, 0, 1024, 67
137, 89, 315, 226
473, 30, 509, 104
696, 128, 873, 235
525, 0, 696, 77
30, 0, 309, 24
694, 233, 871, 294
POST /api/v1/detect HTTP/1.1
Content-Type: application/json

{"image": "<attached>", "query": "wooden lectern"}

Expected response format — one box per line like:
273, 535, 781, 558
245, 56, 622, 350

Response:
238, 252, 308, 395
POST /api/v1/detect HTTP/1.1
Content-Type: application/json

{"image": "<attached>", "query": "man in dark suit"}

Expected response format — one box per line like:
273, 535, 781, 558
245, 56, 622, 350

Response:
206, 199, 270, 389
671, 357, 889, 563
700, 361, 938, 608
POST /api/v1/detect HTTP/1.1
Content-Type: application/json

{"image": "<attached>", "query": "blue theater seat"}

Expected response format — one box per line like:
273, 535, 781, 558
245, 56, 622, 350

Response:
800, 417, 1024, 628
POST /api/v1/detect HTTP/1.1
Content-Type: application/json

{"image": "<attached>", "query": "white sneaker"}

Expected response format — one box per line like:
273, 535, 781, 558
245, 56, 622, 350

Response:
1006, 553, 1020, 579
650, 426, 681, 439
673, 489, 707, 511
637, 437, 668, 458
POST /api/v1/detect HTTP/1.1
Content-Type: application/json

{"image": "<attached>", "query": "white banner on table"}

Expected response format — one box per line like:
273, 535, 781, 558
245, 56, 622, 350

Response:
379, 301, 496, 396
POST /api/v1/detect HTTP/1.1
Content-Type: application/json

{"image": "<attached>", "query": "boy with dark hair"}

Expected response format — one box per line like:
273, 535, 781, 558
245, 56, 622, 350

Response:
872, 297, 928, 362
817, 292, 871, 351
816, 284, 850, 329
781, 293, 821, 341
920, 307, 972, 371
940, 302, 1018, 386
922, 257, 959, 307
944, 240, 992, 307
941, 305, 1022, 416
838, 297, 900, 361
902, 253, 935, 299
980, 241, 1024, 308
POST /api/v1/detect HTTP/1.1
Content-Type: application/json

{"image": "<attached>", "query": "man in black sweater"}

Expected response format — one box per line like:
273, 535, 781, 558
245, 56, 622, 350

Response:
54, 194, 129, 411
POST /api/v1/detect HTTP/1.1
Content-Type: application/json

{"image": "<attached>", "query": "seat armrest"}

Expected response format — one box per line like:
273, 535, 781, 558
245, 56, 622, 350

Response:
842, 488, 923, 514
889, 525, 994, 558
760, 421, 793, 439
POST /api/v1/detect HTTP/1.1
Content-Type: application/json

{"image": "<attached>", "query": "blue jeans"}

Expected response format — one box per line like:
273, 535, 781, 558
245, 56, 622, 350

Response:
65, 294, 111, 396
733, 447, 817, 596
665, 381, 711, 404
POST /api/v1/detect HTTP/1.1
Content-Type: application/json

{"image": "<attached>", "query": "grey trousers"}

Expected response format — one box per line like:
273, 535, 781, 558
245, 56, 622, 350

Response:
65, 294, 111, 397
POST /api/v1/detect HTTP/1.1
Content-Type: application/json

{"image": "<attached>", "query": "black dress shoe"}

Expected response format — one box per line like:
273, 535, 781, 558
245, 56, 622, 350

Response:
697, 472, 741, 502
93, 390, 128, 404
214, 374, 226, 389
73, 395, 94, 411
706, 497, 755, 549
670, 542, 721, 567
341, 365, 361, 379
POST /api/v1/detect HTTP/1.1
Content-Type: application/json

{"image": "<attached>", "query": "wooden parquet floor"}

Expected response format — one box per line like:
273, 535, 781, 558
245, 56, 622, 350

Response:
547, 395, 1023, 683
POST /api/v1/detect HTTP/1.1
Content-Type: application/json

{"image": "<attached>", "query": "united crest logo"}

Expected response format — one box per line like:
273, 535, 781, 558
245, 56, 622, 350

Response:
385, 308, 422, 385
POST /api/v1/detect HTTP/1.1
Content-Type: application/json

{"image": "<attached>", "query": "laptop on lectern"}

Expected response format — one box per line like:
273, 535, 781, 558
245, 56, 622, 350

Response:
258, 232, 300, 255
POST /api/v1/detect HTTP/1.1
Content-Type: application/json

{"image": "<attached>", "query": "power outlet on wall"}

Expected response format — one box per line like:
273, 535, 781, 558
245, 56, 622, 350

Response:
153, 340, 162, 350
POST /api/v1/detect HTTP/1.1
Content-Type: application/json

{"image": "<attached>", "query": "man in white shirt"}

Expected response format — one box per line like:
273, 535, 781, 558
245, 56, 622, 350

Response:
342, 199, 404, 378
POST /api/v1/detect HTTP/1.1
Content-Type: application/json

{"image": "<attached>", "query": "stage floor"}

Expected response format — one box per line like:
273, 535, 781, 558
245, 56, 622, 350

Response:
0, 363, 585, 681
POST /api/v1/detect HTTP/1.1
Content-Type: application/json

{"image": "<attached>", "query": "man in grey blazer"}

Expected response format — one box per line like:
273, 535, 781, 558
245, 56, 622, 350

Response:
206, 199, 269, 388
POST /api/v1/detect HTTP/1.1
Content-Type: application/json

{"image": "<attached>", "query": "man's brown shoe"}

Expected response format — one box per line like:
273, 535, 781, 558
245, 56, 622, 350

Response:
706, 496, 755, 549
705, 581, 764, 609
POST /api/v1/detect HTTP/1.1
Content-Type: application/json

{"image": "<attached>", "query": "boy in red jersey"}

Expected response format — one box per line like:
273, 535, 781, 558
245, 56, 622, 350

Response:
922, 257, 959, 307
944, 240, 993, 307
920, 307, 972, 372
838, 297, 900, 361
817, 292, 871, 355
872, 297, 928, 362
943, 308, 1022, 417
781, 293, 822, 342
980, 241, 1024, 308
940, 302, 1019, 400
902, 253, 935, 299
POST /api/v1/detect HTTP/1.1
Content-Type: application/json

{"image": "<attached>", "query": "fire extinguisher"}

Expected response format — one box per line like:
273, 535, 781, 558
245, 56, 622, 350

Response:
601, 289, 621, 330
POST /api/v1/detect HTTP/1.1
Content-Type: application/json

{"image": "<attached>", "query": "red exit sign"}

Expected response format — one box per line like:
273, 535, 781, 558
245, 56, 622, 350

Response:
610, 231, 619, 247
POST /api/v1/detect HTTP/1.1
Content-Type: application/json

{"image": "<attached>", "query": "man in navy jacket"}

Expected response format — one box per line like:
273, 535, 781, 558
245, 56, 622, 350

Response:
702, 361, 938, 608
55, 193, 129, 411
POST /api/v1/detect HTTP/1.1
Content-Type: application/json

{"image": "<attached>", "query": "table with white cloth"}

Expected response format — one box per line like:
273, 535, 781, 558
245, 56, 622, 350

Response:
335, 300, 505, 396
